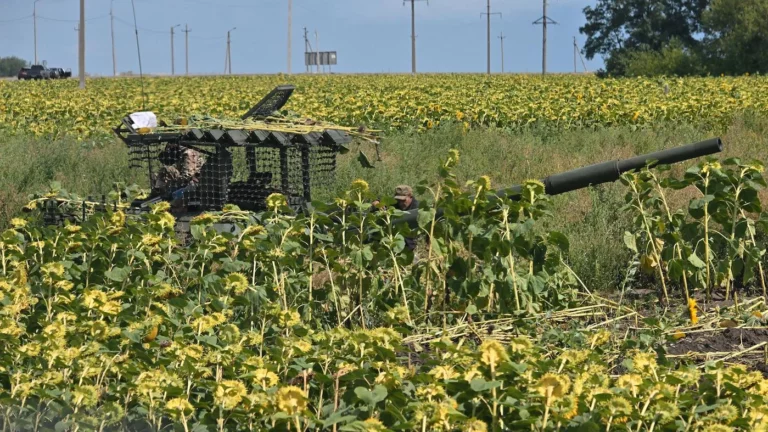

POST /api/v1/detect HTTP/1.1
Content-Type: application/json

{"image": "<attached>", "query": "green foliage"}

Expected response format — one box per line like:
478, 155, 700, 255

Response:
0, 56, 28, 77
620, 39, 706, 78
6, 150, 768, 430
701, 0, 768, 75
0, 135, 144, 230
0, 151, 582, 430
582, 0, 768, 76
620, 158, 768, 303
580, 0, 708, 75
6, 153, 768, 430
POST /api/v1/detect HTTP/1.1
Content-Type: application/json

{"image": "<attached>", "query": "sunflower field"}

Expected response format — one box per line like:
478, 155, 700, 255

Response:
0, 74, 766, 140
5, 145, 768, 431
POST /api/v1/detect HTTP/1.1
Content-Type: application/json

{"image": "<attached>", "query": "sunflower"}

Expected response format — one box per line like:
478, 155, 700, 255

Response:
10, 218, 26, 229
650, 401, 680, 425
479, 339, 508, 371
536, 374, 571, 401
165, 398, 194, 419
351, 179, 370, 193
253, 368, 279, 388
225, 273, 249, 295
214, 380, 247, 410
556, 395, 579, 420
266, 193, 288, 211
276, 386, 307, 416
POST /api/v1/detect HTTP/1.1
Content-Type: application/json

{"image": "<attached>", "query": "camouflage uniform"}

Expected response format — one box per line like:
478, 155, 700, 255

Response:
153, 146, 205, 192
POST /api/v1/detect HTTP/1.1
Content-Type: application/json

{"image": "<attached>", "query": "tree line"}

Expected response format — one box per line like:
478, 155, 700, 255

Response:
0, 57, 29, 77
580, 0, 768, 77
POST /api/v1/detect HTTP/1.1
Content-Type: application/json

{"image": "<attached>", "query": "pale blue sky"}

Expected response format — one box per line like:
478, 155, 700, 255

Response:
1, 0, 604, 75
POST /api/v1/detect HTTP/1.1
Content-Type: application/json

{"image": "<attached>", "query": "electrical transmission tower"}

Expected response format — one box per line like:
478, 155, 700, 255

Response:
403, 0, 428, 74
481, 0, 501, 75
533, 0, 557, 75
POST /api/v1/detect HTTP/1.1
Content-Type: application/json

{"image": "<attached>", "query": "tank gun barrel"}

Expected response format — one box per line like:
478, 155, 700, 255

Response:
392, 137, 723, 227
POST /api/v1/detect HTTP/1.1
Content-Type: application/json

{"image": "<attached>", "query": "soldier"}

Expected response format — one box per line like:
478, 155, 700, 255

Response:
153, 143, 205, 196
373, 185, 420, 252
393, 185, 419, 252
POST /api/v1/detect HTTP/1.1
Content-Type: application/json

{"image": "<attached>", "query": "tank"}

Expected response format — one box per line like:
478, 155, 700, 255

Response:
32, 83, 724, 236
391, 138, 724, 227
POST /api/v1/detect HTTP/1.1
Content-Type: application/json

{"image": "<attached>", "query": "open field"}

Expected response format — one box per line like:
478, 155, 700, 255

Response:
4, 76, 768, 431
1, 74, 767, 140
5, 113, 768, 290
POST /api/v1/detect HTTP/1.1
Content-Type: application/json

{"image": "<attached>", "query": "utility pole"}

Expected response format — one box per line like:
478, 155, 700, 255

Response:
404, 0, 427, 75
226, 27, 235, 75
224, 40, 228, 74
499, 32, 506, 73
171, 24, 180, 75
574, 37, 589, 73
410, 0, 416, 74
33, 0, 40, 65
183, 24, 191, 76
533, 0, 557, 75
79, 0, 85, 89
573, 36, 577, 73
287, 0, 292, 74
303, 27, 309, 73
481, 0, 501, 75
110, 0, 117, 76
315, 30, 320, 74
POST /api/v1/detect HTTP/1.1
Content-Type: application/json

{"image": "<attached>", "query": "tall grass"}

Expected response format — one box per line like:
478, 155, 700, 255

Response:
0, 136, 145, 228
2, 114, 767, 290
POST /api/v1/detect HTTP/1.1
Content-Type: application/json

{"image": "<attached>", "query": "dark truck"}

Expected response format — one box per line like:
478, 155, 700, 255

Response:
50, 68, 72, 79
17, 65, 71, 80
17, 65, 52, 80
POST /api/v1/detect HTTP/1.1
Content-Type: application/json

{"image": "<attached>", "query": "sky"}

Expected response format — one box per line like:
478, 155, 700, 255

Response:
0, 0, 604, 75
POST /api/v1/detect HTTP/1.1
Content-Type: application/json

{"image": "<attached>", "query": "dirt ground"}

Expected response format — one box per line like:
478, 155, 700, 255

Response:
666, 327, 768, 375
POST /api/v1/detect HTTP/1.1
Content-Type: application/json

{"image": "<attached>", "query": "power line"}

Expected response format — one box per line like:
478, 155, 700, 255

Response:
37, 14, 108, 23
113, 16, 166, 34
0, 15, 32, 23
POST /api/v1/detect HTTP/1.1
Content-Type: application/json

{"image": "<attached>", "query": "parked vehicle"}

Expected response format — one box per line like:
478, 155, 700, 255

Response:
17, 65, 52, 80
17, 65, 72, 80
50, 68, 72, 79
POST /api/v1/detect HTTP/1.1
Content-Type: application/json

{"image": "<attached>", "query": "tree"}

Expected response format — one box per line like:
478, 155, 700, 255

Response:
580, 0, 709, 74
620, 38, 705, 77
702, 0, 768, 75
0, 56, 29, 77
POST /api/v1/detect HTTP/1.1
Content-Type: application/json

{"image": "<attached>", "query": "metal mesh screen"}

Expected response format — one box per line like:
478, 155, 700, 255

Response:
127, 138, 339, 212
